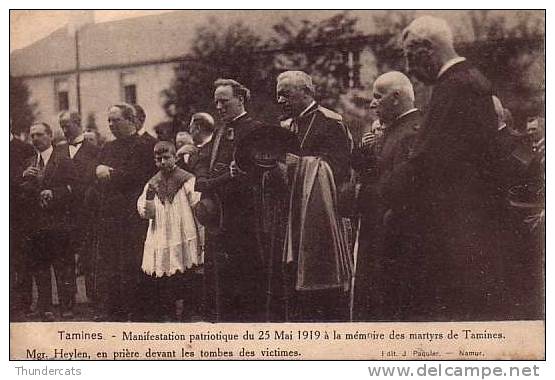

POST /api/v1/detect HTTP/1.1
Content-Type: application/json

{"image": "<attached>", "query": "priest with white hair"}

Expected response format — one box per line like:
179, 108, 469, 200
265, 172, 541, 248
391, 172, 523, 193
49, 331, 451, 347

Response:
384, 16, 508, 320
276, 70, 354, 322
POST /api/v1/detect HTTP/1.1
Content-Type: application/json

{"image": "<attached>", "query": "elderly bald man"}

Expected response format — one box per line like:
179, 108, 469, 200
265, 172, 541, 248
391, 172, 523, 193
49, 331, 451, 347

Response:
353, 71, 421, 321
384, 16, 508, 320
177, 112, 216, 174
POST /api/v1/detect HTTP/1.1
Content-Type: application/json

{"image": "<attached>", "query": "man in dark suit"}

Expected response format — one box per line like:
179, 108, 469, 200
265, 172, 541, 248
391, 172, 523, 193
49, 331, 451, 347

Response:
20, 122, 77, 321
9, 122, 35, 319
389, 16, 506, 320
352, 71, 421, 321
59, 111, 100, 310
276, 70, 353, 322
177, 112, 215, 174
194, 79, 264, 322
94, 104, 156, 321
134, 104, 157, 149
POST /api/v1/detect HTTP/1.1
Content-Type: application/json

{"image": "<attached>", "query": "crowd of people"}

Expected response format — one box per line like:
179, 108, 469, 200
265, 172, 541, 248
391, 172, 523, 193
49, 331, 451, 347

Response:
9, 16, 544, 323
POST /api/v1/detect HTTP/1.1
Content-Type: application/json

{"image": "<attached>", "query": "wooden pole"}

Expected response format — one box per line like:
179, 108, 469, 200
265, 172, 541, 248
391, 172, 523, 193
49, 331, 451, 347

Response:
75, 29, 82, 114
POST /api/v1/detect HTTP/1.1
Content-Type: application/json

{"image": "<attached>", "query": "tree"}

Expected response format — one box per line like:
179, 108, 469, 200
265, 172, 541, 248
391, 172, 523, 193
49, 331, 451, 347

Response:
464, 11, 545, 122
9, 75, 35, 135
163, 20, 277, 126
271, 12, 364, 109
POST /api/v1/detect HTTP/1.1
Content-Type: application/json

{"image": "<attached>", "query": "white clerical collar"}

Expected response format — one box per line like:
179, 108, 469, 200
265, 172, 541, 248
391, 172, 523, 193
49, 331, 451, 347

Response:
437, 57, 466, 79
298, 101, 317, 118
231, 111, 247, 122
397, 108, 418, 120
38, 145, 54, 166
138, 126, 154, 137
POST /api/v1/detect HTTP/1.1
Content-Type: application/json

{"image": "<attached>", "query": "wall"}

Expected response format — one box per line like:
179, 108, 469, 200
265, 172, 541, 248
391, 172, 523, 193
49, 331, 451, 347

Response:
23, 61, 177, 140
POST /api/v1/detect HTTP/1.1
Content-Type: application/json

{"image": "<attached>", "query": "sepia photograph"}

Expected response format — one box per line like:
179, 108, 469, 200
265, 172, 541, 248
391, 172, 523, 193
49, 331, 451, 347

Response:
8, 9, 545, 361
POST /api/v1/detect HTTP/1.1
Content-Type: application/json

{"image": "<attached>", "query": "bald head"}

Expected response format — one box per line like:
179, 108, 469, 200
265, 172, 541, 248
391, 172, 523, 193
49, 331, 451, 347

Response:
401, 16, 459, 84
189, 112, 215, 145
374, 72, 415, 102
371, 71, 415, 123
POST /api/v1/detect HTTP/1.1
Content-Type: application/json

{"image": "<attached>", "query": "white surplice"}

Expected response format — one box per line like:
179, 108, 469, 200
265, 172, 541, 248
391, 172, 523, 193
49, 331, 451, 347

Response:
137, 177, 202, 277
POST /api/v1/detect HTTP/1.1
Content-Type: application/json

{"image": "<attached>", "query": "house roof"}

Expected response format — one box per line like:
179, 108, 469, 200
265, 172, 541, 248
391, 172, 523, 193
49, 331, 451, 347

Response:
13, 10, 537, 78
10, 10, 365, 78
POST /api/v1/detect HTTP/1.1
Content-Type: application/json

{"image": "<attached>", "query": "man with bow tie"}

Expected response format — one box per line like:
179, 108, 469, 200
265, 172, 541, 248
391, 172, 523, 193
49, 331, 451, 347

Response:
277, 70, 353, 322
20, 122, 77, 321
194, 78, 264, 322
59, 111, 100, 311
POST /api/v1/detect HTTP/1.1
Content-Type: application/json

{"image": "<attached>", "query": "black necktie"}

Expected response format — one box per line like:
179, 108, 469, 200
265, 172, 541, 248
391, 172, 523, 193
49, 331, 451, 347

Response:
37, 155, 44, 170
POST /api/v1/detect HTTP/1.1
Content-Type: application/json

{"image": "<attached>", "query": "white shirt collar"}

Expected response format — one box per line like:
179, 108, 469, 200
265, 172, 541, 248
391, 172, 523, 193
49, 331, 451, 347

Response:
68, 134, 84, 158
10, 133, 14, 142
298, 101, 317, 118
38, 145, 54, 166
396, 108, 418, 120
437, 57, 466, 79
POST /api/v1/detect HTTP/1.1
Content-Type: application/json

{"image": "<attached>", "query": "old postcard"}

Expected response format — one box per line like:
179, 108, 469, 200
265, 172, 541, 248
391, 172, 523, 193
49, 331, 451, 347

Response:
9, 9, 545, 361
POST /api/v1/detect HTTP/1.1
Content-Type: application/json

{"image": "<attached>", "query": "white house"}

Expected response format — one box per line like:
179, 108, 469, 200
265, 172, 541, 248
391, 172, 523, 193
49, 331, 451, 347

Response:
10, 10, 378, 139
12, 10, 536, 139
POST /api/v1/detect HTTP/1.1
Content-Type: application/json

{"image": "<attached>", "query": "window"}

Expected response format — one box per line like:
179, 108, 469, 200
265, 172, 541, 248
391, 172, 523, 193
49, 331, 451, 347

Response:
124, 84, 137, 104
120, 71, 137, 104
54, 79, 69, 111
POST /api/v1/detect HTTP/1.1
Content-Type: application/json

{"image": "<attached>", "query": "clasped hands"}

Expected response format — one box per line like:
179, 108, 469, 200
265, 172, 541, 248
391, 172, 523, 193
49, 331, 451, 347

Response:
96, 165, 114, 182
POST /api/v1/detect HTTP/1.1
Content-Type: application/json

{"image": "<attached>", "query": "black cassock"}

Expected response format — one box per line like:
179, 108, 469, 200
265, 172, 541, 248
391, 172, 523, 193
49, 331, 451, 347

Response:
94, 134, 155, 320
384, 60, 511, 321
195, 114, 265, 322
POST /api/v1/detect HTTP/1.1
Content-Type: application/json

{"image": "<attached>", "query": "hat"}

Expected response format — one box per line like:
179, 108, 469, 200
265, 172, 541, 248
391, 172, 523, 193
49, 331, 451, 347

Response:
235, 126, 299, 173
193, 196, 222, 230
